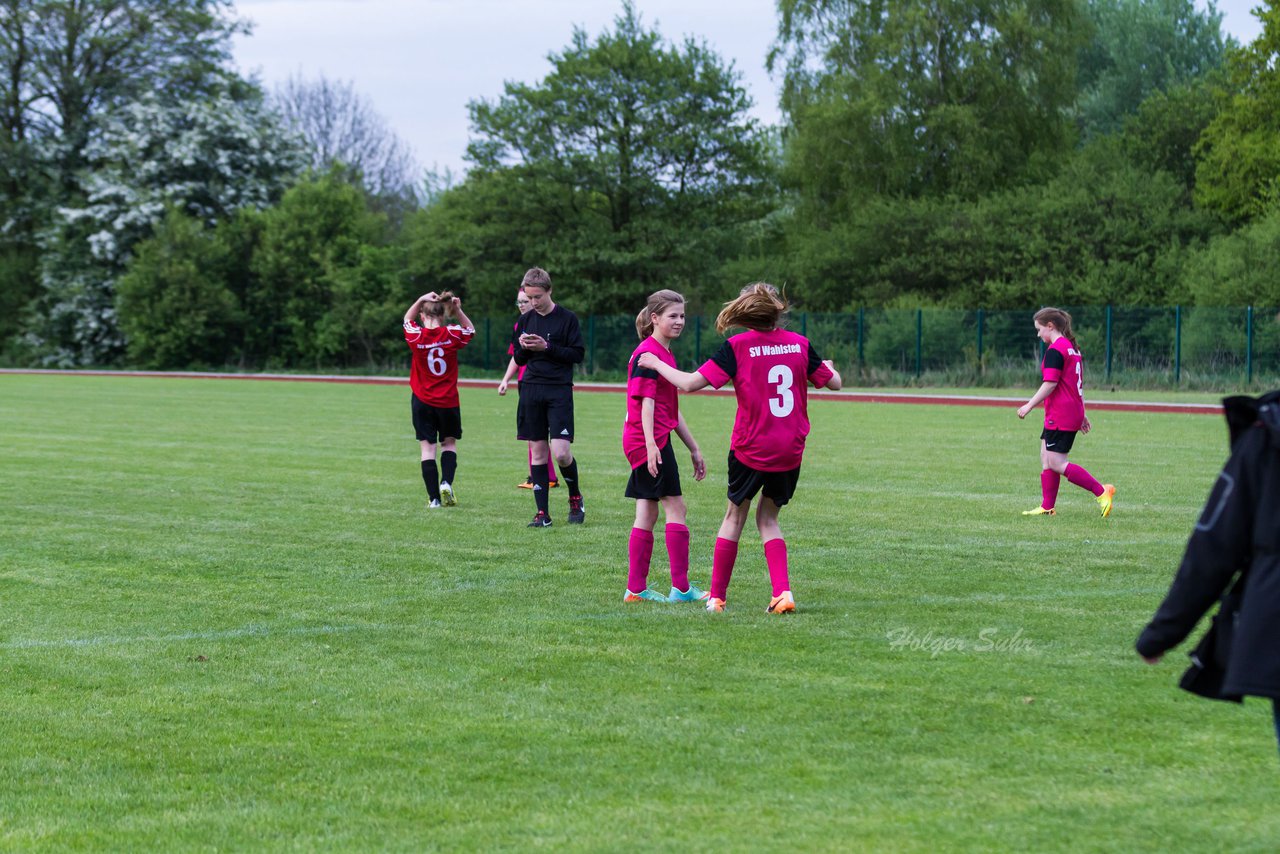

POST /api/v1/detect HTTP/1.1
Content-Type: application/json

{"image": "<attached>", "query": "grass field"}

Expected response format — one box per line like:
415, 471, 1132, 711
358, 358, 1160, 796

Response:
2, 374, 1278, 851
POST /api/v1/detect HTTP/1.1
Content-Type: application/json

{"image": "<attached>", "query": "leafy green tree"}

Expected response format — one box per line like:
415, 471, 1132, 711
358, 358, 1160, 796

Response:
771, 0, 1089, 205
1181, 207, 1280, 306
410, 2, 774, 316
1119, 77, 1221, 193
116, 207, 240, 369
1194, 0, 1280, 222
247, 171, 405, 368
1076, 0, 1228, 138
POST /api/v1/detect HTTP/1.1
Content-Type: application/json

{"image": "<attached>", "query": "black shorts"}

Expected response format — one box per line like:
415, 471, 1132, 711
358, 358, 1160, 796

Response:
726, 450, 801, 507
412, 395, 462, 443
517, 383, 575, 442
1040, 428, 1077, 454
625, 441, 683, 501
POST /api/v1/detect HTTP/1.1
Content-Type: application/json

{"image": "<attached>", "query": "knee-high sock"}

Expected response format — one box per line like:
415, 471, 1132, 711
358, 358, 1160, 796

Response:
710, 537, 739, 601
421, 459, 440, 502
531, 462, 550, 514
1040, 469, 1061, 509
1064, 462, 1103, 496
665, 523, 690, 591
627, 528, 655, 593
560, 458, 580, 497
764, 538, 789, 597
440, 450, 457, 485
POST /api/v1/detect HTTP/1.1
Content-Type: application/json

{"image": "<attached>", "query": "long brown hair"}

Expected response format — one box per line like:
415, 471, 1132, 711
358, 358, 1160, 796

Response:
635, 289, 685, 339
1033, 306, 1075, 344
715, 282, 788, 334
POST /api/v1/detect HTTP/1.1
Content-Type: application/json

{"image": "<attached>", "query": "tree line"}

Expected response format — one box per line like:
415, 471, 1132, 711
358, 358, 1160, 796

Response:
2, 0, 1279, 371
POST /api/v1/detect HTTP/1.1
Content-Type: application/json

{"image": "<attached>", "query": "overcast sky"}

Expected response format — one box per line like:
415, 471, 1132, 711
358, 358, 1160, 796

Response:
231, 0, 1266, 180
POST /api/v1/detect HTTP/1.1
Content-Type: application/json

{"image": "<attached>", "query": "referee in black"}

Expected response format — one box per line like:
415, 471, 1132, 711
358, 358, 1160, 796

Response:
513, 267, 587, 527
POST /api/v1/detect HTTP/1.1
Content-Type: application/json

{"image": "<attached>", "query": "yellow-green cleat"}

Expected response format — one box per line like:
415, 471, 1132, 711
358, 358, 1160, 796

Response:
1021, 506, 1056, 516
1097, 484, 1116, 517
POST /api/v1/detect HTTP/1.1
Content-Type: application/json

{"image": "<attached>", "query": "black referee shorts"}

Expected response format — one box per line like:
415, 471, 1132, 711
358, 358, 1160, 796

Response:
517, 383, 575, 442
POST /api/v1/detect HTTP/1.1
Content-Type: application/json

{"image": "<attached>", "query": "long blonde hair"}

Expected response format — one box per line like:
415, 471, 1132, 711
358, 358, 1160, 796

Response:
715, 282, 788, 334
635, 289, 685, 339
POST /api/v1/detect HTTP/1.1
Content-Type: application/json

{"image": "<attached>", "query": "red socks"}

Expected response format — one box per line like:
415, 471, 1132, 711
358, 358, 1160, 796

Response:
1064, 463, 1104, 497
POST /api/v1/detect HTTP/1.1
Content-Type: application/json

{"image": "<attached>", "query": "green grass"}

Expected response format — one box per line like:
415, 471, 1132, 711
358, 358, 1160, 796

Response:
2, 374, 1277, 851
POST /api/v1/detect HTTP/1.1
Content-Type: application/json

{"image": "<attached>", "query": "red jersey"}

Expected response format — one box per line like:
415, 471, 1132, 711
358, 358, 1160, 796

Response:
404, 321, 474, 407
1041, 336, 1085, 431
623, 337, 680, 468
697, 328, 834, 472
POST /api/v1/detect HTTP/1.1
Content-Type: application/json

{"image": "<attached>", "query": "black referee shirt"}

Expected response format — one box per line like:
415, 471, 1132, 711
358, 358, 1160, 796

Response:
512, 304, 585, 385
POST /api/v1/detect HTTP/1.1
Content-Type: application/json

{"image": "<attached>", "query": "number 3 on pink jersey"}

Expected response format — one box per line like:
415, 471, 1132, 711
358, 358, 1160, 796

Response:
768, 365, 795, 417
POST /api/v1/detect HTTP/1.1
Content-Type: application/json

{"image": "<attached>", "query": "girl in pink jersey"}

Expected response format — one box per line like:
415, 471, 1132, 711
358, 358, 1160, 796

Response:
498, 287, 558, 490
637, 283, 842, 614
1016, 307, 1116, 517
622, 290, 710, 604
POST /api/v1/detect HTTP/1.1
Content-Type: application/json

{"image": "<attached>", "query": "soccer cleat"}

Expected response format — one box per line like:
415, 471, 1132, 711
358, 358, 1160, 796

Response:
767, 591, 796, 614
1097, 484, 1116, 518
527, 511, 552, 528
428, 499, 443, 509
518, 479, 534, 489
706, 597, 726, 613
549, 480, 559, 489
668, 585, 711, 603
1021, 506, 1056, 516
567, 495, 585, 524
439, 482, 456, 506
623, 588, 668, 603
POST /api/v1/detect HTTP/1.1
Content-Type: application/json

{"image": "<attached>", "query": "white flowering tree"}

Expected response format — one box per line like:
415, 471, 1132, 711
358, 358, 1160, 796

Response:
29, 82, 305, 366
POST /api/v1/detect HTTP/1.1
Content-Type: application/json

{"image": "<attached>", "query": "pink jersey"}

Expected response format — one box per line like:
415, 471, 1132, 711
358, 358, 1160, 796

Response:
697, 328, 834, 472
1041, 336, 1085, 431
623, 337, 680, 468
405, 321, 474, 407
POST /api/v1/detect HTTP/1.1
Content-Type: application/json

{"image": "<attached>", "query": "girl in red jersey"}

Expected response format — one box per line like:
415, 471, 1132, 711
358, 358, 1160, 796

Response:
498, 287, 558, 490
1016, 306, 1116, 517
404, 291, 474, 508
637, 283, 842, 614
622, 290, 710, 604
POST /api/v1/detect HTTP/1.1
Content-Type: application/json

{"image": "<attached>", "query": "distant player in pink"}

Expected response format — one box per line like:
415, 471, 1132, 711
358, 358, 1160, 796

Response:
404, 291, 475, 509
621, 290, 709, 605
637, 283, 842, 614
497, 287, 558, 490
1016, 306, 1116, 517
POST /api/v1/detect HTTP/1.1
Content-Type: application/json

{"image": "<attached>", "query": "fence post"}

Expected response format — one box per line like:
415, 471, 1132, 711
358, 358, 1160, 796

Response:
484, 317, 491, 371
1247, 305, 1254, 385
695, 315, 702, 367
1105, 304, 1113, 383
857, 307, 865, 368
588, 315, 596, 376
1174, 305, 1181, 385
915, 309, 923, 380
976, 308, 984, 373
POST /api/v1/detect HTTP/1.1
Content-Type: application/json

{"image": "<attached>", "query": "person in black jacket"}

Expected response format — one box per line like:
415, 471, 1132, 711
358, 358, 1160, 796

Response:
512, 267, 587, 528
1136, 389, 1280, 750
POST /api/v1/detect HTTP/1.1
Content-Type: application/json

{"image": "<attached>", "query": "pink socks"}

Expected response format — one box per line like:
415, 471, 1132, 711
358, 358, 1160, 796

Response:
710, 537, 739, 601
665, 523, 690, 592
764, 538, 790, 596
1040, 469, 1061, 509
627, 528, 654, 593
1064, 463, 1104, 497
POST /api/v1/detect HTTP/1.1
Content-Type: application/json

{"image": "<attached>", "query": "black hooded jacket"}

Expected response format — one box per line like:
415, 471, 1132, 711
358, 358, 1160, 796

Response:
1136, 389, 1280, 700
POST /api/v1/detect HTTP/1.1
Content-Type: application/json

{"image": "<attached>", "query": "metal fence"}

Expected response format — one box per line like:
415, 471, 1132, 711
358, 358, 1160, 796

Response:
457, 306, 1280, 388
